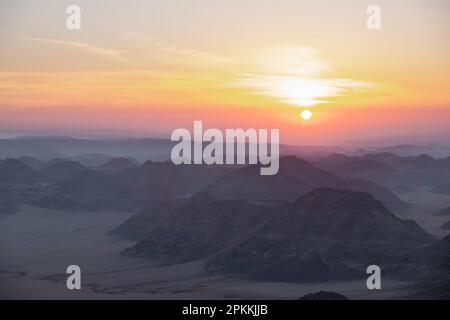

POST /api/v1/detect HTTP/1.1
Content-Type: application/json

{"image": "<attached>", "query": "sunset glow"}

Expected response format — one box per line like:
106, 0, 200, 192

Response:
0, 0, 449, 144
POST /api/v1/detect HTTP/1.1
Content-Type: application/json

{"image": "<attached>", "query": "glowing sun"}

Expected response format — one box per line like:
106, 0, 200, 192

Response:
300, 109, 313, 120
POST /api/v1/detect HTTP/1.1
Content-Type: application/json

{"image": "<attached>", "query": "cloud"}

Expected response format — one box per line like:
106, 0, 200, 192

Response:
238, 75, 369, 107
22, 35, 129, 64
235, 46, 371, 108
120, 32, 230, 66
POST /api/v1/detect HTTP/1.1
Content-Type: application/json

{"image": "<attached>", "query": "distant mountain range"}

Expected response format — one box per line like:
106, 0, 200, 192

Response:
309, 152, 450, 188
29, 169, 146, 212
0, 156, 233, 212
1, 137, 449, 161
0, 137, 172, 161
3, 149, 450, 215
6, 151, 449, 214
314, 154, 399, 182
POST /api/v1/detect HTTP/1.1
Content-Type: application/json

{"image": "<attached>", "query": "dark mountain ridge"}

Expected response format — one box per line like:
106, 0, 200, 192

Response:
122, 188, 432, 282
206, 188, 431, 281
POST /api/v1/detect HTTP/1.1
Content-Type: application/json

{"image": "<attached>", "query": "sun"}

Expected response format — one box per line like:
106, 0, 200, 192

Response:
300, 109, 313, 120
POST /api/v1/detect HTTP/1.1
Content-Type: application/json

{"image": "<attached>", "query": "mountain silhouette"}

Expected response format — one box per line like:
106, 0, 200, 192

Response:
122, 187, 431, 282
0, 158, 35, 184
206, 188, 431, 281
440, 221, 450, 230
316, 153, 398, 182
99, 157, 139, 173
39, 158, 86, 182
299, 291, 348, 300
116, 161, 234, 201
122, 192, 274, 263
413, 235, 450, 299
18, 156, 44, 170
30, 169, 145, 212
111, 200, 179, 240
206, 156, 406, 212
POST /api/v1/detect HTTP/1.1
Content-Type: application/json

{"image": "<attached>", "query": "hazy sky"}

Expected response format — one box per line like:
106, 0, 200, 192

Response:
0, 0, 449, 144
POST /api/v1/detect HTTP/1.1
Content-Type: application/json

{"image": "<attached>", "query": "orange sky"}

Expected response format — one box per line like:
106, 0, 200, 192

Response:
0, 0, 449, 144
